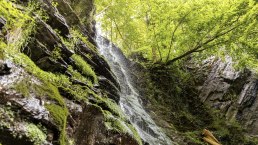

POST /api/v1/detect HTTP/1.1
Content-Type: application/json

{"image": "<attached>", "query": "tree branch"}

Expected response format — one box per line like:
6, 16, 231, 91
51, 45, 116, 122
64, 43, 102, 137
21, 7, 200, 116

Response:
111, 17, 132, 50
166, 10, 193, 62
165, 24, 240, 65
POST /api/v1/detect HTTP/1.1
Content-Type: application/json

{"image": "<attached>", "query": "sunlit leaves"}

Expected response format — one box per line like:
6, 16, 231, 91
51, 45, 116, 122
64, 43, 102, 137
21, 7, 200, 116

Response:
95, 0, 258, 70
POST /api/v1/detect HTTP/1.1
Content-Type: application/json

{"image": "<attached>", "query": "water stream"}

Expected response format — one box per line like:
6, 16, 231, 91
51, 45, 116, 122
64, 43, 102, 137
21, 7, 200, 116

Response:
95, 24, 173, 145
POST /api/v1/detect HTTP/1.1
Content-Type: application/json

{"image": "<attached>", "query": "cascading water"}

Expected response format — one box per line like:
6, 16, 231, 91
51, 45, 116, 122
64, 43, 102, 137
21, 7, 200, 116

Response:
95, 23, 173, 145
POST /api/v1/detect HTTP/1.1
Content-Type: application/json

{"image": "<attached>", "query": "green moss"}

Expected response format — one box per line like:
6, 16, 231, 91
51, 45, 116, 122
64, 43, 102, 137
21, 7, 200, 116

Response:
59, 28, 97, 53
25, 123, 47, 145
0, 0, 35, 53
45, 104, 68, 145
0, 1, 96, 145
45, 104, 68, 129
0, 107, 15, 129
10, 65, 65, 106
101, 97, 125, 118
0, 42, 6, 60
51, 47, 62, 60
36, 81, 65, 106
94, 94, 142, 145
184, 131, 204, 144
88, 93, 142, 145
58, 82, 91, 103
103, 110, 128, 132
245, 136, 258, 145
103, 110, 142, 145
67, 65, 93, 86
90, 93, 125, 119
70, 29, 97, 51
71, 54, 97, 84
128, 124, 143, 145
0, 0, 32, 27
13, 78, 31, 97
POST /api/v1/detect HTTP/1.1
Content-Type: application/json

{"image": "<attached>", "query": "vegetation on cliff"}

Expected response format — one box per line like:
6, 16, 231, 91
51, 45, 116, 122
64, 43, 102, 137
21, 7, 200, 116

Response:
0, 0, 141, 145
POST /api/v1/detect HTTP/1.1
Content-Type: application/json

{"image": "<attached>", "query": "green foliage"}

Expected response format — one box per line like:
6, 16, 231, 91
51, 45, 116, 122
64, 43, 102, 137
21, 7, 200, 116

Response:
210, 116, 247, 145
68, 139, 75, 145
71, 54, 97, 84
45, 104, 68, 129
51, 47, 62, 60
0, 107, 14, 129
0, 1, 34, 51
184, 131, 204, 144
37, 81, 65, 106
45, 104, 68, 145
59, 29, 96, 52
51, 1, 58, 8
13, 78, 31, 97
0, 0, 32, 27
25, 123, 47, 145
70, 29, 97, 51
0, 41, 6, 60
96, 0, 258, 70
67, 65, 92, 86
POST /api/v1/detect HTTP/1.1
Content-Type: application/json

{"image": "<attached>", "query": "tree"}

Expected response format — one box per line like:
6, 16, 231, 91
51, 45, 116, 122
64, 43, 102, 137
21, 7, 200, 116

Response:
95, 0, 258, 69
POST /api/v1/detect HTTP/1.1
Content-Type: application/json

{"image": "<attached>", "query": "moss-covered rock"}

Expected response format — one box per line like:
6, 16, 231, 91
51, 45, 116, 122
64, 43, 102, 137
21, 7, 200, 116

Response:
0, 0, 142, 145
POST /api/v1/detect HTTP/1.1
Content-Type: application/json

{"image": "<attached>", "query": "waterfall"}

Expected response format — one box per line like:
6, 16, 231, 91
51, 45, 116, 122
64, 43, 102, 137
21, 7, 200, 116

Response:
95, 23, 173, 145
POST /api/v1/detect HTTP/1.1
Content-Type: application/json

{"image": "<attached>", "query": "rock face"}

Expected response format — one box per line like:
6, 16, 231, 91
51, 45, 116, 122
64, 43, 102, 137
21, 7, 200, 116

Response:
0, 0, 140, 145
196, 56, 258, 135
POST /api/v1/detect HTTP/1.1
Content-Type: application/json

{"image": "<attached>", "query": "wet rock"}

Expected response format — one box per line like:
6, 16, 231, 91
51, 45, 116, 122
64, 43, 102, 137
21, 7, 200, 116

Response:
0, 60, 11, 75
71, 79, 88, 86
0, 17, 6, 30
23, 20, 72, 73
65, 99, 82, 137
34, 20, 73, 57
38, 0, 70, 37
11, 97, 49, 121
0, 125, 34, 145
74, 104, 139, 145
198, 56, 240, 105
237, 79, 258, 107
0, 106, 51, 145
196, 56, 258, 135
52, 0, 81, 26
23, 40, 50, 62
233, 78, 258, 134
75, 41, 120, 89
36, 57, 68, 73
98, 76, 120, 103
